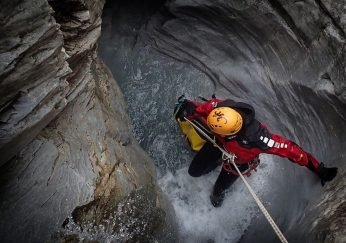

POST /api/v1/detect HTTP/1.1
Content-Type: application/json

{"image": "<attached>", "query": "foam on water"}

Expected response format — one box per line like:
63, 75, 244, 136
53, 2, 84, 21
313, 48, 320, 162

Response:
158, 155, 274, 242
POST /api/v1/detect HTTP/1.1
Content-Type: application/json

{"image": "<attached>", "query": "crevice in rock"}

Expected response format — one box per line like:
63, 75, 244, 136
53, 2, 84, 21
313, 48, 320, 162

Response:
314, 0, 346, 39
267, 0, 309, 47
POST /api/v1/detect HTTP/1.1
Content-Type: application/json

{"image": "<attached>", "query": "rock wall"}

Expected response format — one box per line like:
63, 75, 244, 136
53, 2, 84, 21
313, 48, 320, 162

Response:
145, 0, 346, 104
267, 0, 346, 101
0, 0, 70, 165
307, 169, 346, 243
0, 0, 176, 242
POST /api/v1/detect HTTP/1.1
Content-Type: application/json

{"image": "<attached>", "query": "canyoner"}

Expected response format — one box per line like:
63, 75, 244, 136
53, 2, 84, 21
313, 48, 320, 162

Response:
173, 95, 338, 207
174, 94, 338, 242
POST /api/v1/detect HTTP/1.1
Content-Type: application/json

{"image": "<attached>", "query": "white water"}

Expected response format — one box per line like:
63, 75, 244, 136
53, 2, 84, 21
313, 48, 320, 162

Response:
158, 155, 275, 242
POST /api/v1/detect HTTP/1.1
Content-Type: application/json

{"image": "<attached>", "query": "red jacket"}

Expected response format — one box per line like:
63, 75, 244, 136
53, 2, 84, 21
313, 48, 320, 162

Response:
190, 98, 321, 172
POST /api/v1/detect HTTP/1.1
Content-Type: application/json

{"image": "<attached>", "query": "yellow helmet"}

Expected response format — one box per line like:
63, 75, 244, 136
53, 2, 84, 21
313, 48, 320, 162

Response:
207, 107, 243, 136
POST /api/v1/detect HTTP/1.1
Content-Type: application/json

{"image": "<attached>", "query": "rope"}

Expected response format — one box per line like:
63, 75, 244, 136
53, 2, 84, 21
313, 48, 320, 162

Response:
184, 117, 289, 243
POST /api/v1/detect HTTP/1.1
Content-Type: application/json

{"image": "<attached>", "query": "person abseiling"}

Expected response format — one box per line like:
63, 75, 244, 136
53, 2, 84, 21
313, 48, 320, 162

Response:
174, 95, 338, 207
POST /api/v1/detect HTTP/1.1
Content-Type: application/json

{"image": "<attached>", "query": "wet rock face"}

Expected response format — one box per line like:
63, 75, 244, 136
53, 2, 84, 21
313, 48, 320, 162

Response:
309, 169, 346, 243
267, 0, 346, 101
0, 0, 177, 242
0, 0, 71, 165
145, 0, 346, 104
56, 187, 169, 243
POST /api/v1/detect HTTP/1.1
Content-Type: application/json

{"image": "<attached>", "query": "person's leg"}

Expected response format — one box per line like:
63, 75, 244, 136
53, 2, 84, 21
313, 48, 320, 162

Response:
210, 168, 239, 207
188, 141, 222, 177
213, 168, 239, 195
210, 161, 252, 207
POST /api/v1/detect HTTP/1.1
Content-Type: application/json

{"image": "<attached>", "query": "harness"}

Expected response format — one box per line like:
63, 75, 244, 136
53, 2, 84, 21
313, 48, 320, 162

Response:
222, 154, 260, 177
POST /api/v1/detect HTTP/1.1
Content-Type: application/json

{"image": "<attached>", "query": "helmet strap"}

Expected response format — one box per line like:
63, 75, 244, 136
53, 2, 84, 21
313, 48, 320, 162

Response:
224, 135, 237, 141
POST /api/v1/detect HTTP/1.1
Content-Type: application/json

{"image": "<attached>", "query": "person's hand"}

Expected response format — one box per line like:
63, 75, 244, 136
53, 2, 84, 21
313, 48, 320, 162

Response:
176, 101, 196, 120
317, 163, 338, 186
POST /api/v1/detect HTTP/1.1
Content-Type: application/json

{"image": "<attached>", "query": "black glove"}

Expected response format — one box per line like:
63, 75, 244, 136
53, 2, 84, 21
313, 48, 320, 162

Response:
175, 100, 196, 120
317, 162, 338, 186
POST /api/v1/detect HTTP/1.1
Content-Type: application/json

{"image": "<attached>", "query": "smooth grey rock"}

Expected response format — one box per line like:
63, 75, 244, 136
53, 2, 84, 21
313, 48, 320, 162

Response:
0, 56, 177, 242
308, 169, 346, 243
0, 0, 71, 165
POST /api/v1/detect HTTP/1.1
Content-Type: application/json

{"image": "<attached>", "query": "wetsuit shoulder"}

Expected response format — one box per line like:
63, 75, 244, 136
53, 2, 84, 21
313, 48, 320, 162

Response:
237, 120, 272, 150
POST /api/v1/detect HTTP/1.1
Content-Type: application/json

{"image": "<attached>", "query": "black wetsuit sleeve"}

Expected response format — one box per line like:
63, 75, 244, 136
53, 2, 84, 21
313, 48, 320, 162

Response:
237, 120, 272, 150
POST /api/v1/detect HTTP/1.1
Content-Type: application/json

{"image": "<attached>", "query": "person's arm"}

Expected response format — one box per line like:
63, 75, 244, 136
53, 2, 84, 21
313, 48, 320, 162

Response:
175, 97, 222, 120
263, 133, 337, 185
194, 98, 222, 116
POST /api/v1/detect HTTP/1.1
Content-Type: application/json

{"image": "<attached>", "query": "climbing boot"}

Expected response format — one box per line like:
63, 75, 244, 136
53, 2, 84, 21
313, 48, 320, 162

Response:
317, 162, 338, 186
210, 192, 225, 207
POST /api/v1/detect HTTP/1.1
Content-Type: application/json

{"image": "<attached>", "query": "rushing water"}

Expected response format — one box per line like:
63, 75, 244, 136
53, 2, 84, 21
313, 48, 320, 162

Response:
98, 0, 346, 242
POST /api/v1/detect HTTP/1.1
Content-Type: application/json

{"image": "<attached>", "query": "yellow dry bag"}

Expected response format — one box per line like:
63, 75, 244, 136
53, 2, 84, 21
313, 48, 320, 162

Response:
177, 118, 206, 152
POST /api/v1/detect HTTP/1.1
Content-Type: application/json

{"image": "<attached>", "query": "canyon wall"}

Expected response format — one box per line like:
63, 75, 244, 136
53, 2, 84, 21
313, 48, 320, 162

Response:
0, 0, 176, 242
